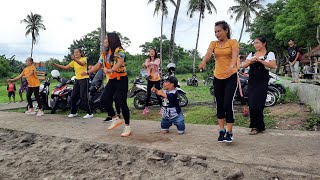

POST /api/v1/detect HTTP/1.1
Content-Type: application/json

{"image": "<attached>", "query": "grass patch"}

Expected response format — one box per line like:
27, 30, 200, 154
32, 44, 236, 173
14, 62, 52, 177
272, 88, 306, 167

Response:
304, 114, 320, 131
278, 87, 299, 104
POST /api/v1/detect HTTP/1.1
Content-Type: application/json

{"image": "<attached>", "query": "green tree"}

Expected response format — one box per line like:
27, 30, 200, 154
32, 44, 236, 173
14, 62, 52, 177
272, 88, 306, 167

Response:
169, 0, 181, 63
187, 0, 216, 73
228, 0, 263, 42
0, 55, 11, 78
239, 42, 255, 55
148, 0, 176, 72
274, 0, 319, 47
248, 0, 287, 74
20, 12, 46, 57
65, 28, 131, 65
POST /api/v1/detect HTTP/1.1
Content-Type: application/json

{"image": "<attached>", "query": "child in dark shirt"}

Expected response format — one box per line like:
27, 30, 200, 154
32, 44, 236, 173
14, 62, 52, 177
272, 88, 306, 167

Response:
151, 76, 185, 134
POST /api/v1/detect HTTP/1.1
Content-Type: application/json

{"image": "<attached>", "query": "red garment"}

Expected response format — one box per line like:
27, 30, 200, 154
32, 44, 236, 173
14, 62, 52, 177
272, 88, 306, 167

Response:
7, 83, 16, 92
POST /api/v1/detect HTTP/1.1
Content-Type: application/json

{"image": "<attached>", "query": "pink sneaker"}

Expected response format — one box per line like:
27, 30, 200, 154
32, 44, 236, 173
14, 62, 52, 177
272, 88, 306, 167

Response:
142, 107, 149, 115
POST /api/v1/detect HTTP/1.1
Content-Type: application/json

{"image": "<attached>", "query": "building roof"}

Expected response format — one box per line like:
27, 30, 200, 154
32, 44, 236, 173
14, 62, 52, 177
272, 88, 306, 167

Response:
301, 44, 320, 64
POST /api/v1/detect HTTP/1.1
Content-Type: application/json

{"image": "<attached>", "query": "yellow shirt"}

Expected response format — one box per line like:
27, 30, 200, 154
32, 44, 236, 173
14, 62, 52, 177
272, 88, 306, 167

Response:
68, 57, 89, 80
22, 65, 40, 87
209, 39, 240, 79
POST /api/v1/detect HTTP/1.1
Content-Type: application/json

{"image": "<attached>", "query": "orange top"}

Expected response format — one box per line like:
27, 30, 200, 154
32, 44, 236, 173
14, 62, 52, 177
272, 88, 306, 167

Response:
208, 39, 240, 79
22, 65, 40, 87
99, 47, 127, 80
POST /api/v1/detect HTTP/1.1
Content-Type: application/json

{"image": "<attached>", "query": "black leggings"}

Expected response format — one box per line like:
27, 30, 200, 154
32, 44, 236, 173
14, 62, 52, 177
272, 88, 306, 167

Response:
71, 78, 92, 115
101, 76, 130, 124
213, 73, 238, 123
146, 80, 162, 107
27, 87, 42, 110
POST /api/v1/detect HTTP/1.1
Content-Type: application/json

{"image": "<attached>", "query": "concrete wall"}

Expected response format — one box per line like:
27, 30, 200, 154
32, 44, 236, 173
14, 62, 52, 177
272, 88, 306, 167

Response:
281, 79, 320, 114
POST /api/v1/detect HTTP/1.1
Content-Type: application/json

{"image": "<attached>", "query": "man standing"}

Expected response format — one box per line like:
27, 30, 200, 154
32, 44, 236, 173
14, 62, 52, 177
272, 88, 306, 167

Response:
288, 39, 301, 83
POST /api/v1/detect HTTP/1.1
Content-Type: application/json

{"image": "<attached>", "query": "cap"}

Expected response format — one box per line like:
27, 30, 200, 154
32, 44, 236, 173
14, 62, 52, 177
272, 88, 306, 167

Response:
165, 76, 178, 87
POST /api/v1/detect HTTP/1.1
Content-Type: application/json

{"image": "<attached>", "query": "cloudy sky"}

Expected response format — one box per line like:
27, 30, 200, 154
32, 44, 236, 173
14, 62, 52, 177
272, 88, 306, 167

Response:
0, 0, 275, 62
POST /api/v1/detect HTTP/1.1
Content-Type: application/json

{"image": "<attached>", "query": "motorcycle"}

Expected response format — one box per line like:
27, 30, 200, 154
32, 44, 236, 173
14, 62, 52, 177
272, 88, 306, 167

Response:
49, 70, 74, 114
88, 69, 106, 112
187, 73, 199, 87
129, 64, 188, 110
27, 75, 51, 111
207, 72, 278, 107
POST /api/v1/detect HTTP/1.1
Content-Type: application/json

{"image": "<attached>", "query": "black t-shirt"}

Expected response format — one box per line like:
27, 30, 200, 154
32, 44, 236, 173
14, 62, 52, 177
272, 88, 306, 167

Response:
288, 46, 301, 62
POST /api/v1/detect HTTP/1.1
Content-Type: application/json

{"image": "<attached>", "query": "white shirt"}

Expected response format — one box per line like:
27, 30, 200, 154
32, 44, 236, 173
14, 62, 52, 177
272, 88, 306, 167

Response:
246, 52, 276, 62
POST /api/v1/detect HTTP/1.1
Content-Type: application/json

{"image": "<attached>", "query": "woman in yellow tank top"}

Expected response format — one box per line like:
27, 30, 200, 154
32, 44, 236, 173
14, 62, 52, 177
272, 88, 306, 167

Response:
199, 21, 239, 143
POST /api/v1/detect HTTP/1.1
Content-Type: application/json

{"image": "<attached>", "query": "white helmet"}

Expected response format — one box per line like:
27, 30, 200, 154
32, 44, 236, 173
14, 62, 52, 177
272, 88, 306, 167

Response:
51, 70, 60, 78
166, 63, 176, 69
71, 76, 76, 81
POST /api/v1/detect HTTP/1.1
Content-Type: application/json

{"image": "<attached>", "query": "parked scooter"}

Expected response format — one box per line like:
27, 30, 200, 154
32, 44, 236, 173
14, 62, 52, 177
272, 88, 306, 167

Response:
207, 72, 278, 107
88, 69, 106, 112
128, 63, 188, 109
26, 75, 51, 111
187, 73, 199, 87
49, 70, 74, 114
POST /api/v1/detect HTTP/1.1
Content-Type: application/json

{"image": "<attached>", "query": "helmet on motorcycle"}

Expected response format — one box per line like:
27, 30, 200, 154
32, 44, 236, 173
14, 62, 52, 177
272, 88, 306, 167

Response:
166, 63, 176, 74
51, 70, 60, 78
71, 76, 76, 81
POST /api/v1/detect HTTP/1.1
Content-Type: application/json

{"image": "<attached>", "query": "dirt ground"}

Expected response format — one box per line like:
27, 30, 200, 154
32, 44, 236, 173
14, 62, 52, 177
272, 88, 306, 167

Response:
0, 129, 315, 180
267, 102, 312, 130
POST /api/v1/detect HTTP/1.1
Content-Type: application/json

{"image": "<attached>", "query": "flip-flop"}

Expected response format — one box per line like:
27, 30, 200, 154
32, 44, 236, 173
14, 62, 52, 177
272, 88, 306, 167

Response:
249, 128, 259, 135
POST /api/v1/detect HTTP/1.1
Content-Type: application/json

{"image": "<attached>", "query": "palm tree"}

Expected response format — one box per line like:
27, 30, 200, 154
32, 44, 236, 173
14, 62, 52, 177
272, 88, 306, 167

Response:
20, 12, 46, 57
148, 0, 176, 73
187, 0, 216, 73
169, 0, 181, 63
228, 0, 263, 42
101, 0, 106, 53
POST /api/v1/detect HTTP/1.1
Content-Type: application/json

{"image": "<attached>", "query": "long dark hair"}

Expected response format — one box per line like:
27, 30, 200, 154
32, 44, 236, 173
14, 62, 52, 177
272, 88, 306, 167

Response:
106, 32, 123, 61
148, 48, 158, 61
215, 21, 231, 39
255, 35, 268, 50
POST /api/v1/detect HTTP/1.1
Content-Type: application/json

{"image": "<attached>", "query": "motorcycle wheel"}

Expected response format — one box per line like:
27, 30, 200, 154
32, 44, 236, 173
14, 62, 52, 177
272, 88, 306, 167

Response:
51, 101, 59, 114
178, 93, 188, 107
265, 91, 277, 107
268, 86, 281, 100
133, 92, 147, 110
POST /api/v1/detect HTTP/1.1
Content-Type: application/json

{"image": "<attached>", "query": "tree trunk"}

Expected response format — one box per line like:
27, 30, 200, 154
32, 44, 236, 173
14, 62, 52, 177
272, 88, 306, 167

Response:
193, 12, 202, 74
100, 0, 106, 53
31, 40, 34, 58
169, 0, 181, 63
160, 12, 164, 75
238, 17, 245, 42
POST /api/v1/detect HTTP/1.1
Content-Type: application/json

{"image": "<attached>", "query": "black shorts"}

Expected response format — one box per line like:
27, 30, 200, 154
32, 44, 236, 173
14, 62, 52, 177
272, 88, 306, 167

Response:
8, 92, 15, 97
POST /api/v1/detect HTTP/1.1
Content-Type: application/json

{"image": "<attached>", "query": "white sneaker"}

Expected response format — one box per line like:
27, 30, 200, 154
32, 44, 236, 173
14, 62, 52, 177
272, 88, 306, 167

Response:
36, 110, 44, 117
68, 113, 78, 118
83, 114, 94, 119
108, 117, 122, 130
25, 110, 36, 115
121, 126, 132, 137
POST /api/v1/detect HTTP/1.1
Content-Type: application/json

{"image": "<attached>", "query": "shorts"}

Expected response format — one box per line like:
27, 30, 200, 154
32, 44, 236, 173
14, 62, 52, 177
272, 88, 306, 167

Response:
8, 92, 15, 97
19, 85, 28, 93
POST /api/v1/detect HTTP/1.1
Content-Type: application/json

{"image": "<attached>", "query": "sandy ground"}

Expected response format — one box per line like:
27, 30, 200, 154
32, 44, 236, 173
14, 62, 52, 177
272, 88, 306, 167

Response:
0, 111, 319, 180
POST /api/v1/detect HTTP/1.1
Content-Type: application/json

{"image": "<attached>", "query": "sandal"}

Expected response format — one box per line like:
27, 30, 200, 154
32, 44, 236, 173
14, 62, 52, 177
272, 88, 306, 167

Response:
249, 128, 259, 135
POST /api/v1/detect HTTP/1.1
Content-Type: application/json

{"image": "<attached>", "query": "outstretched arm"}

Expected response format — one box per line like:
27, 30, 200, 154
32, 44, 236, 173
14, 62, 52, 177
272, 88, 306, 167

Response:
53, 63, 71, 70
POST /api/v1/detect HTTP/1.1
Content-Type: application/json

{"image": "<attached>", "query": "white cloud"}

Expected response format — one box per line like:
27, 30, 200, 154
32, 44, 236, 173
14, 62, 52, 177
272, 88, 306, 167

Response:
0, 0, 276, 62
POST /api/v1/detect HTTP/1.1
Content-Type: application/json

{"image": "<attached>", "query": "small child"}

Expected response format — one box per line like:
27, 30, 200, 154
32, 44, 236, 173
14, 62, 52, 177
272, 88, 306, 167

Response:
7, 79, 16, 103
151, 76, 185, 134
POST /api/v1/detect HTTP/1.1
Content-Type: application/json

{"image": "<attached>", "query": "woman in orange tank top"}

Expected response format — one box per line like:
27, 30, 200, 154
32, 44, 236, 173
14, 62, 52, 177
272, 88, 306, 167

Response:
199, 21, 239, 143
83, 32, 131, 137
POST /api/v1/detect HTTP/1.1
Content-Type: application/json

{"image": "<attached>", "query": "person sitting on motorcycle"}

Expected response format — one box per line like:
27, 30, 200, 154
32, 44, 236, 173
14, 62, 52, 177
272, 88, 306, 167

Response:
8, 57, 44, 116
53, 49, 93, 119
242, 36, 277, 135
152, 76, 185, 134
142, 48, 162, 115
